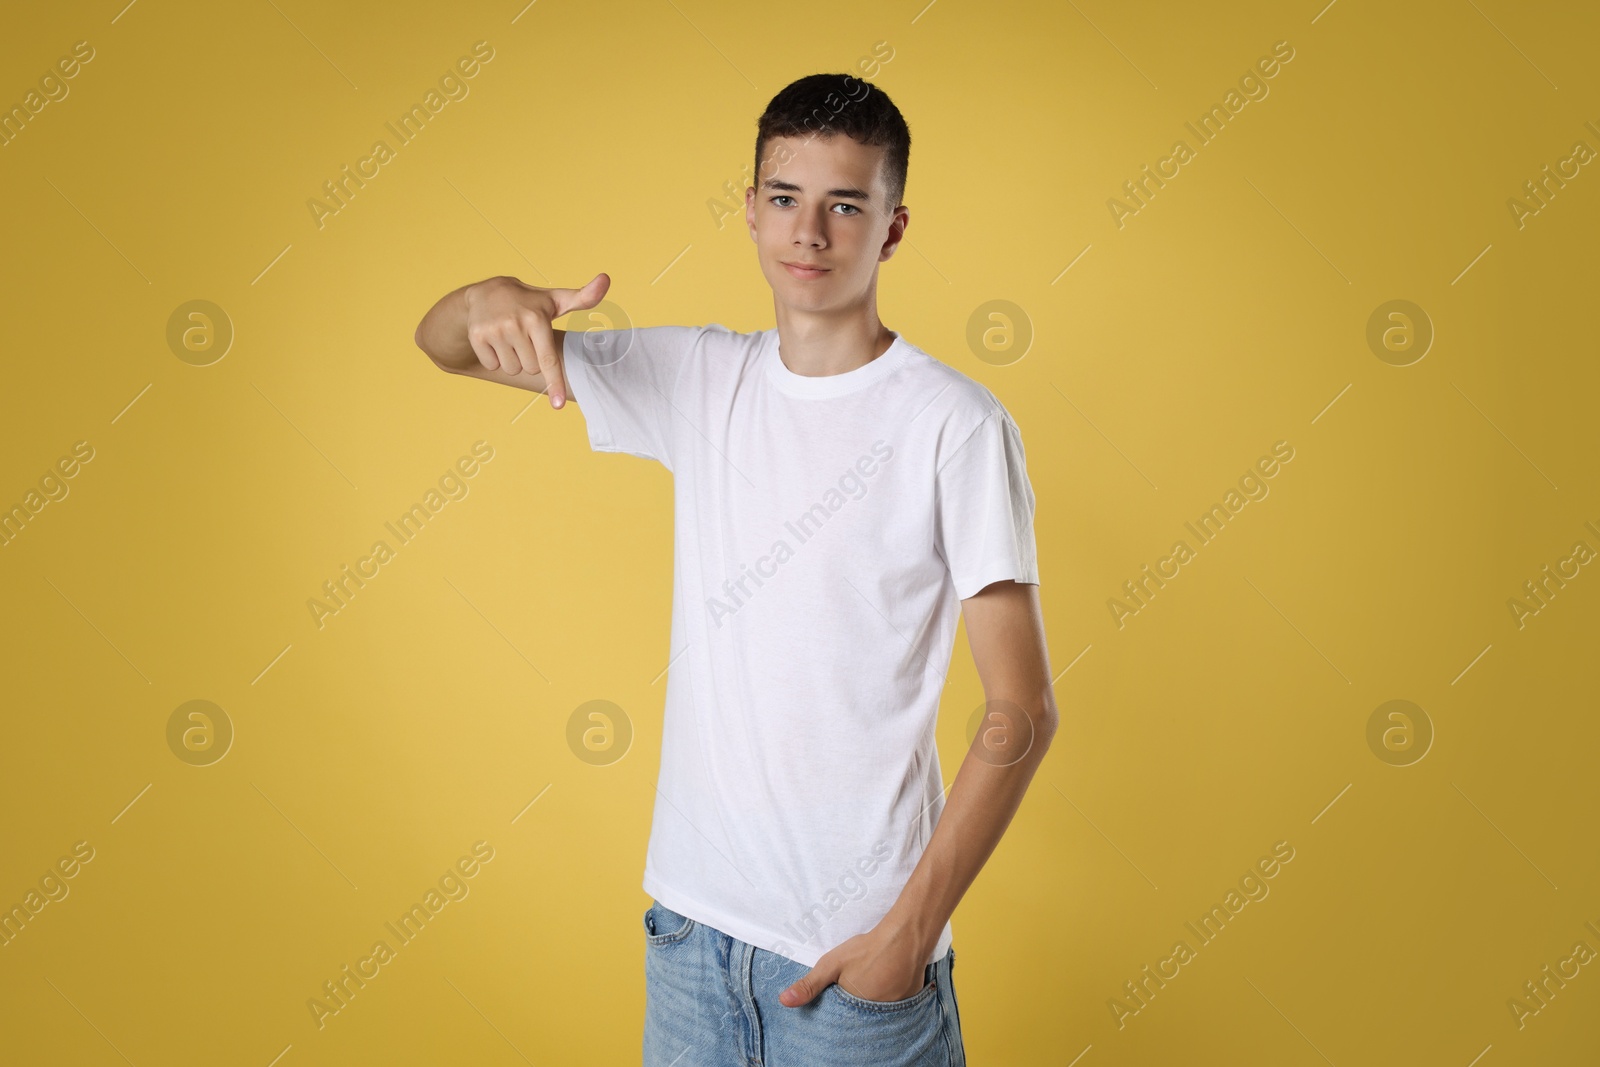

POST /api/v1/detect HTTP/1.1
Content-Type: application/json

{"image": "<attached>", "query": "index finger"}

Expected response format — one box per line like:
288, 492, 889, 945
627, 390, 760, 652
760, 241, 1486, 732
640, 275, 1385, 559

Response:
528, 313, 569, 409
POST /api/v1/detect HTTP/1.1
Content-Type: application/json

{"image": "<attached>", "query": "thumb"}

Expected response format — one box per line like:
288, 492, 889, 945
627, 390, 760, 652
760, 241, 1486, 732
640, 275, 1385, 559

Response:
555, 271, 610, 317
779, 964, 833, 1008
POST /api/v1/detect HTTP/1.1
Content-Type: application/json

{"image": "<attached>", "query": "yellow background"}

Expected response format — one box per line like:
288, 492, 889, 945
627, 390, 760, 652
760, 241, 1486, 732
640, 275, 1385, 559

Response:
2, 0, 1597, 1063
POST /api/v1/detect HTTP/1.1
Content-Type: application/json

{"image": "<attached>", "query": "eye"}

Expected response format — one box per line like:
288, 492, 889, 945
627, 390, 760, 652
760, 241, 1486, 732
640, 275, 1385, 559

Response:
833, 203, 860, 215
770, 195, 795, 207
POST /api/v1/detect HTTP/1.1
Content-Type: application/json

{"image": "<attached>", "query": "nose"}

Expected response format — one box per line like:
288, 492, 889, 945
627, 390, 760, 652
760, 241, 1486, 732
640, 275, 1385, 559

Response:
792, 204, 828, 250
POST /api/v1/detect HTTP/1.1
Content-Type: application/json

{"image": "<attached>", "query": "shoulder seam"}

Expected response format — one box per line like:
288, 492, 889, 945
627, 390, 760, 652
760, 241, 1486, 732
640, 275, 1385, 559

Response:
935, 403, 1012, 477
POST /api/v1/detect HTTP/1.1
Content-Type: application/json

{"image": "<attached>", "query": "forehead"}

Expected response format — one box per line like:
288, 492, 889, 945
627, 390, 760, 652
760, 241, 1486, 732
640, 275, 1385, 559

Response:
760, 133, 887, 194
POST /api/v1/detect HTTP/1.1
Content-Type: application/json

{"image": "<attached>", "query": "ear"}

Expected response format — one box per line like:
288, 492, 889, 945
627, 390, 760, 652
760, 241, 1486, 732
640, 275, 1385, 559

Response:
746, 185, 758, 242
879, 204, 910, 262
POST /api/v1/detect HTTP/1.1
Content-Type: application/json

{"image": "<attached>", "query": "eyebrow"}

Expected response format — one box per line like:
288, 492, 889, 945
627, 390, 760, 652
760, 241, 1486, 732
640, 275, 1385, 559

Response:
760, 178, 872, 202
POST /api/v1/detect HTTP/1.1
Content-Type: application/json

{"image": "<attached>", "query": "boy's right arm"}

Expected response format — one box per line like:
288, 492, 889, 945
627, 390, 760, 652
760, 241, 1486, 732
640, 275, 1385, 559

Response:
413, 273, 609, 408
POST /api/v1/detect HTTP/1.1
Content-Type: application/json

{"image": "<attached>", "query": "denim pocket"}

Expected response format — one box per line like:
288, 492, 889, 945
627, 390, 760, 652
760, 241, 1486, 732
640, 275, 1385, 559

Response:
643, 899, 696, 946
826, 971, 937, 1014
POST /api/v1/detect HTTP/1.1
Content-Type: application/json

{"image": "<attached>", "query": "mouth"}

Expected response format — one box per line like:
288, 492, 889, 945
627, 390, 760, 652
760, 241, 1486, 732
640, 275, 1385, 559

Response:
781, 261, 830, 279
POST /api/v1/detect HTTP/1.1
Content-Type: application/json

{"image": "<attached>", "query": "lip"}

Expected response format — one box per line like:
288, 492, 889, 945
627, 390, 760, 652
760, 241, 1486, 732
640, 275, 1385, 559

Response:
781, 261, 830, 279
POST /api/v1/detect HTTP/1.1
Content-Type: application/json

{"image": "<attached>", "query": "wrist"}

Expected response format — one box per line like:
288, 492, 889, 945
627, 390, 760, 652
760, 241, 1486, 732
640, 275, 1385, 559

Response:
880, 900, 941, 961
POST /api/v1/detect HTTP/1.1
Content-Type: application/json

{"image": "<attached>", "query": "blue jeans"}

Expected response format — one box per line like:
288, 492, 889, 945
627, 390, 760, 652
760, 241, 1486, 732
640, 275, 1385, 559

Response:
642, 899, 967, 1066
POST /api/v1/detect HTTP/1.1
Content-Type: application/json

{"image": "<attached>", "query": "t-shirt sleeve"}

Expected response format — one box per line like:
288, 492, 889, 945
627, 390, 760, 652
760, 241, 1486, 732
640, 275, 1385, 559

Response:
560, 324, 705, 470
933, 404, 1041, 600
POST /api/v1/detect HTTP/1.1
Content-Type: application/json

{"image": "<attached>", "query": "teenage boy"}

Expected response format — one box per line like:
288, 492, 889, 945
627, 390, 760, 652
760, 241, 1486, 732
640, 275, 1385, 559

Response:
414, 72, 1057, 1067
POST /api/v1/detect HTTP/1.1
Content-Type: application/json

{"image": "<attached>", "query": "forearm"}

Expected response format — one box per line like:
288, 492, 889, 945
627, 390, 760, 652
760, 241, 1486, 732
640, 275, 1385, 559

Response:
414, 276, 499, 370
883, 691, 1057, 958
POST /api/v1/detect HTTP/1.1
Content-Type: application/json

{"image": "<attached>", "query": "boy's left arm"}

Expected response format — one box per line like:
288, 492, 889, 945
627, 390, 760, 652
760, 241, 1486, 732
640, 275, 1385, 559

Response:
780, 578, 1058, 1006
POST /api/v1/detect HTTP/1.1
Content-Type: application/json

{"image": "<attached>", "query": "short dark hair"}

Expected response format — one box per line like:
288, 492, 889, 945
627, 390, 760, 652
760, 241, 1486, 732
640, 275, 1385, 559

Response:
754, 73, 911, 210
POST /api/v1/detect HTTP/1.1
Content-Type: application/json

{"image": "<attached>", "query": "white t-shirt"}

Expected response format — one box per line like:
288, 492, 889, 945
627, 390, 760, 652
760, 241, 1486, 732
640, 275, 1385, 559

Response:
561, 323, 1040, 968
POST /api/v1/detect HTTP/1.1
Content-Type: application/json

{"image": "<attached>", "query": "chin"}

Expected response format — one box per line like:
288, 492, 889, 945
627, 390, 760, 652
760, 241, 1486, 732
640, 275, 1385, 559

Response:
779, 282, 833, 302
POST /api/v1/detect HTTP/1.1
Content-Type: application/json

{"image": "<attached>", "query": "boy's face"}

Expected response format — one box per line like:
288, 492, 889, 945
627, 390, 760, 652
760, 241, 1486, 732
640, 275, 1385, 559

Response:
745, 133, 908, 314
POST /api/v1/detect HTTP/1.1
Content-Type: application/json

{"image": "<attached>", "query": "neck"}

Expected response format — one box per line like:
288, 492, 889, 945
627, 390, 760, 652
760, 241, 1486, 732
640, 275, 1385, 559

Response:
772, 297, 896, 378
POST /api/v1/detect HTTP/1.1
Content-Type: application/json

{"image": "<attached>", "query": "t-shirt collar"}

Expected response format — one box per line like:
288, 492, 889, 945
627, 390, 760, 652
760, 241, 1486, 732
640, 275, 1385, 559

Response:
763, 327, 909, 399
